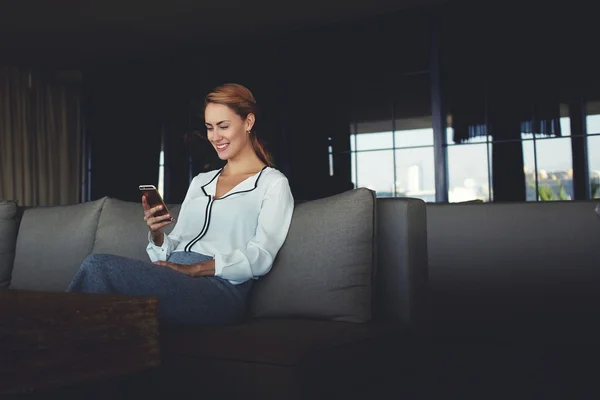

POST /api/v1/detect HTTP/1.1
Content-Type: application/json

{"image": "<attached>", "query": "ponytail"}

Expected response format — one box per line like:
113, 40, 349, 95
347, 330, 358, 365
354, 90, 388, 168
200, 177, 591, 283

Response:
249, 131, 274, 167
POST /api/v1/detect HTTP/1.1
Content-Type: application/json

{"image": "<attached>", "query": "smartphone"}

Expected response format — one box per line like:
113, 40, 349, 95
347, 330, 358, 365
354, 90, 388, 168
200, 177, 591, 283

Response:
139, 185, 173, 221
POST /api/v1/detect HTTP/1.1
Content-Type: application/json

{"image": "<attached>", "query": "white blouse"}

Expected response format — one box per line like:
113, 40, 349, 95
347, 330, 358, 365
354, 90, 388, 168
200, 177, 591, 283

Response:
146, 166, 294, 284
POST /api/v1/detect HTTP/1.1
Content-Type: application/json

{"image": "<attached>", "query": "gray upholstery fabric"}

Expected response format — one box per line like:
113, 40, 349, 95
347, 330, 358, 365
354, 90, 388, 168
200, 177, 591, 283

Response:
250, 188, 376, 323
92, 197, 181, 261
374, 198, 428, 329
0, 201, 18, 289
427, 200, 600, 331
10, 198, 106, 292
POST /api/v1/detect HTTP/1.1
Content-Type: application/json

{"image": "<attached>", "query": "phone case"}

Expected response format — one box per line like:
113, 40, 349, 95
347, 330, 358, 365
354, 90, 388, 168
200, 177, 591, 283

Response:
139, 186, 172, 221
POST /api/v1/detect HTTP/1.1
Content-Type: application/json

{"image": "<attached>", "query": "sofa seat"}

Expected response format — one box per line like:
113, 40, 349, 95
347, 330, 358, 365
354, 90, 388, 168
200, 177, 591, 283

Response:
156, 319, 409, 399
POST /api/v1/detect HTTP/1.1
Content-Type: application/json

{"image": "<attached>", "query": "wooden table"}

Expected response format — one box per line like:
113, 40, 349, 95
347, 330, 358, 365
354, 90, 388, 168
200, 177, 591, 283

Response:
0, 290, 161, 397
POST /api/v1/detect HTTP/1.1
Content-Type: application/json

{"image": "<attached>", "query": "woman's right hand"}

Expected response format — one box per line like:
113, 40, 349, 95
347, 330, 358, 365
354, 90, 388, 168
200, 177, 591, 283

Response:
142, 196, 173, 243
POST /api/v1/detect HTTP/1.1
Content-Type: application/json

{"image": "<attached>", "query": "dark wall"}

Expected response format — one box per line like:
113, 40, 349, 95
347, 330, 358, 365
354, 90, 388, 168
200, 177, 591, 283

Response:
83, 6, 434, 203
85, 64, 164, 202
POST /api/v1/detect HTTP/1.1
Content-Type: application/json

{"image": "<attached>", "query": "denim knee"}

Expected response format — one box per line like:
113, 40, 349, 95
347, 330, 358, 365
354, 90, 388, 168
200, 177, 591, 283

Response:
80, 253, 112, 272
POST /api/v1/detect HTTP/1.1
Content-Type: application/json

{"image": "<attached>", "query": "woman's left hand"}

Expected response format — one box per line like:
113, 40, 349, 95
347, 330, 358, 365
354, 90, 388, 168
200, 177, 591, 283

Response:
154, 260, 216, 277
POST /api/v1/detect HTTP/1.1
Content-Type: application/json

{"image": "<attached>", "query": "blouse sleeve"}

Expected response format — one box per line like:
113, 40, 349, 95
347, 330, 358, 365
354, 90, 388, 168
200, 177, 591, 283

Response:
213, 177, 294, 281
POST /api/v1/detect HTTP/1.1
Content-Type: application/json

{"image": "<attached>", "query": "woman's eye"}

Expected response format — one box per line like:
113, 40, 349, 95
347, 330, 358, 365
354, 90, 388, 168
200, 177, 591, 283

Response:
206, 127, 213, 131
220, 126, 229, 130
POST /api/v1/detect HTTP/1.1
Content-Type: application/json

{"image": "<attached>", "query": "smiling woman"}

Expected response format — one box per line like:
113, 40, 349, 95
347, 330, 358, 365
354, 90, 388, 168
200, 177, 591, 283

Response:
66, 83, 295, 327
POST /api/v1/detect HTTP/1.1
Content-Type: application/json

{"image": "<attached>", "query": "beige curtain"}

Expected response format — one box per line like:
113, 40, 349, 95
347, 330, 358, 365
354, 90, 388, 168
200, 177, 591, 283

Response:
0, 66, 82, 206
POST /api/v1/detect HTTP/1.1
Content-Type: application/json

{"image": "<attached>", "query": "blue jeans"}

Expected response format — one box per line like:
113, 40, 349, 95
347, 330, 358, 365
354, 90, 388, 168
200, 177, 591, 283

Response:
66, 252, 253, 326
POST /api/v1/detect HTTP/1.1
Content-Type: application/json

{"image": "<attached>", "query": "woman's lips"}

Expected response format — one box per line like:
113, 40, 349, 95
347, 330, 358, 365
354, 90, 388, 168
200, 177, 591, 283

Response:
215, 143, 229, 152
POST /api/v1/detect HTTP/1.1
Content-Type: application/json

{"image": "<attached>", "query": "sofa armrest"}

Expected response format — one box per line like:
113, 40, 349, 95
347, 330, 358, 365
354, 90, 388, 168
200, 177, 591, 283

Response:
374, 198, 428, 331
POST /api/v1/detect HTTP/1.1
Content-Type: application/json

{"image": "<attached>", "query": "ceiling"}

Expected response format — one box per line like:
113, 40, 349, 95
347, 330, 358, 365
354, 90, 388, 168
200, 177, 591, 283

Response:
0, 0, 447, 66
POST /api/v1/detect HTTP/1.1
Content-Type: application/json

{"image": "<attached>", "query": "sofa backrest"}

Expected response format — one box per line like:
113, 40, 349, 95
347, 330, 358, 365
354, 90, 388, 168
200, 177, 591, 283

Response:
427, 200, 600, 334
91, 197, 181, 261
4, 192, 427, 329
10, 198, 107, 291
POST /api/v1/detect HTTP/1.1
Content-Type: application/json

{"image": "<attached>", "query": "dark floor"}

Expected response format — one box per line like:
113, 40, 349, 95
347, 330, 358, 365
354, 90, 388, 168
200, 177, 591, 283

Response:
380, 338, 600, 400
6, 335, 599, 400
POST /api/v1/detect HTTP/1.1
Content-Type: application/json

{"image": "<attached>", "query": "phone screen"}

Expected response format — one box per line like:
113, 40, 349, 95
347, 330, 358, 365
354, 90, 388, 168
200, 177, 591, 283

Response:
139, 186, 172, 220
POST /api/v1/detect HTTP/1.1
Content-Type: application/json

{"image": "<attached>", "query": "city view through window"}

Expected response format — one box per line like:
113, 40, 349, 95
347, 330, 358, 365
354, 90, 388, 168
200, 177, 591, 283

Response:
349, 113, 600, 202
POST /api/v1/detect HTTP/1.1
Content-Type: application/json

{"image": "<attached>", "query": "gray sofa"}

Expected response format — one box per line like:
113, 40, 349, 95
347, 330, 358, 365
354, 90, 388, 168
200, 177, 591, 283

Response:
0, 189, 429, 399
426, 200, 600, 342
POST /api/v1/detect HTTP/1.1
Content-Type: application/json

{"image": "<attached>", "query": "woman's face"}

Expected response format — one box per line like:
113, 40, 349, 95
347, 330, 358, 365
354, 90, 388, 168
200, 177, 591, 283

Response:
205, 103, 254, 161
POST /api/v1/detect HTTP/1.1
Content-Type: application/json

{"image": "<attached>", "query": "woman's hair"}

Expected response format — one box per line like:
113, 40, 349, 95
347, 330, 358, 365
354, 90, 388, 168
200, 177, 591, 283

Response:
205, 83, 273, 167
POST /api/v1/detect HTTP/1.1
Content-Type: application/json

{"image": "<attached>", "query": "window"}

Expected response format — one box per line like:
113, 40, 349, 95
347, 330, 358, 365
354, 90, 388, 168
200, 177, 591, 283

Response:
348, 73, 434, 200
157, 132, 165, 198
350, 122, 435, 201
158, 149, 165, 198
587, 101, 600, 198
524, 136, 573, 201
327, 137, 334, 176
521, 105, 573, 201
522, 108, 572, 201
394, 147, 435, 201
445, 106, 572, 202
446, 127, 492, 202
355, 148, 395, 196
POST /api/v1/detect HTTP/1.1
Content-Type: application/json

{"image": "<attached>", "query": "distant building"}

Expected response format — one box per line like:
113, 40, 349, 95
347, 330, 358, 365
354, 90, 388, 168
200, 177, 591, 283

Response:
407, 164, 422, 193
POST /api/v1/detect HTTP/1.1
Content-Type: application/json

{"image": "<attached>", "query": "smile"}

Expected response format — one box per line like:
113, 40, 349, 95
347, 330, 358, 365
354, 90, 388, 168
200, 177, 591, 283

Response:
215, 143, 229, 152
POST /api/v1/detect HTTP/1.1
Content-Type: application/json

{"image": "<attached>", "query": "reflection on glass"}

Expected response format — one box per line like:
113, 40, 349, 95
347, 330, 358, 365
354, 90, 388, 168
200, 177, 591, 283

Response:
588, 135, 600, 199
446, 126, 489, 145
447, 144, 490, 202
354, 150, 394, 197
394, 148, 435, 202
521, 116, 570, 139
355, 132, 393, 151
394, 128, 433, 147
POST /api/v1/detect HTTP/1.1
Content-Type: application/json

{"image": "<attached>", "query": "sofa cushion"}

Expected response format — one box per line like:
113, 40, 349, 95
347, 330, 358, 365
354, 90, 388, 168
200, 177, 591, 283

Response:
0, 201, 18, 289
92, 198, 181, 261
250, 188, 377, 323
10, 198, 106, 292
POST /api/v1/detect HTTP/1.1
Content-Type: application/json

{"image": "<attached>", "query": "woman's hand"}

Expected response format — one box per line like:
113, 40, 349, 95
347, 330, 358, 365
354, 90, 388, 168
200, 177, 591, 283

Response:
154, 259, 216, 277
142, 196, 173, 245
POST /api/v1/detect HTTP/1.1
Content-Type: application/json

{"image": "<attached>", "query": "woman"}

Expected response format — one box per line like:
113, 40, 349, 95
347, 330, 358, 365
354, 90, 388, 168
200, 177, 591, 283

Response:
67, 83, 295, 326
